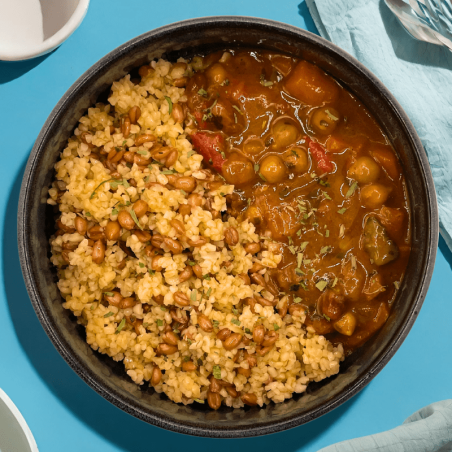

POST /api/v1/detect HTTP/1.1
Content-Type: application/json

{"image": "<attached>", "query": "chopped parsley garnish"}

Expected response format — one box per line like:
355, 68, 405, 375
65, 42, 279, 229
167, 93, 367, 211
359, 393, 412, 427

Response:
322, 191, 332, 200
194, 398, 204, 404
161, 169, 175, 175
318, 179, 330, 187
160, 306, 167, 311
206, 288, 212, 297
345, 181, 358, 198
90, 178, 116, 199
323, 314, 331, 321
338, 207, 347, 215
115, 318, 126, 334
274, 323, 280, 331
300, 241, 309, 251
203, 274, 211, 280
156, 319, 164, 327
148, 269, 155, 275
197, 88, 208, 97
137, 150, 148, 155
258, 172, 267, 181
183, 355, 190, 362
232, 105, 243, 115
315, 280, 328, 291
231, 318, 241, 326
294, 297, 302, 303
232, 308, 239, 315
212, 365, 222, 379
104, 312, 114, 318
213, 320, 220, 329
188, 260, 196, 266
104, 292, 114, 296
164, 96, 173, 114
190, 289, 197, 302
111, 208, 118, 216
130, 209, 143, 231
325, 230, 330, 238
122, 179, 130, 189
320, 246, 331, 255
254, 164, 260, 172
245, 328, 251, 334
139, 262, 145, 268
295, 268, 305, 276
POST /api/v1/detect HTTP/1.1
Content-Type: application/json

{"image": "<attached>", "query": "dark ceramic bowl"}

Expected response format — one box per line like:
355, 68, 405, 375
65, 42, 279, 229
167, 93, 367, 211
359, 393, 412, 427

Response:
18, 17, 438, 437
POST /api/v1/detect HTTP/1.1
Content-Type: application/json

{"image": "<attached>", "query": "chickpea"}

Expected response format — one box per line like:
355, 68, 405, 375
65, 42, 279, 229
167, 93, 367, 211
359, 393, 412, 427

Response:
283, 147, 309, 174
272, 119, 299, 148
92, 240, 105, 264
310, 106, 341, 135
75, 217, 87, 235
133, 200, 148, 218
206, 63, 228, 84
259, 155, 287, 184
118, 210, 135, 230
243, 137, 265, 155
348, 157, 381, 184
222, 153, 255, 187
360, 184, 391, 209
104, 221, 121, 241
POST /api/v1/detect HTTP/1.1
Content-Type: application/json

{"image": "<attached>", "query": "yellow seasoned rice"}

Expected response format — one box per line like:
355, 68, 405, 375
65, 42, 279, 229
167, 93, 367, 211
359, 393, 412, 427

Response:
47, 57, 344, 408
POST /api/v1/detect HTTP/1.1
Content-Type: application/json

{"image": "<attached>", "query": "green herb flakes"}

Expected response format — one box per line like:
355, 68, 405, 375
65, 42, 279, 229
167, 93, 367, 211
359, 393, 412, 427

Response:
190, 290, 197, 302
203, 274, 211, 280
137, 150, 148, 155
320, 246, 331, 255
160, 306, 167, 312
148, 269, 155, 275
315, 280, 328, 291
130, 209, 143, 231
156, 319, 164, 327
139, 262, 145, 268
90, 179, 116, 199
245, 328, 251, 334
183, 355, 190, 362
322, 191, 332, 200
115, 318, 126, 334
297, 253, 303, 268
187, 150, 195, 158
300, 241, 309, 251
111, 208, 118, 216
104, 292, 114, 297
90, 304, 96, 310
206, 288, 212, 297
122, 178, 130, 189
104, 311, 114, 318
345, 181, 358, 198
323, 314, 331, 321
232, 308, 239, 315
161, 169, 174, 175
294, 297, 302, 304
188, 261, 196, 266
213, 320, 220, 329
325, 230, 330, 238
338, 207, 347, 215
295, 268, 305, 276
231, 318, 241, 326
197, 88, 208, 97
254, 164, 260, 172
232, 105, 243, 115
164, 96, 173, 114
274, 323, 280, 331
213, 365, 222, 379
258, 172, 267, 181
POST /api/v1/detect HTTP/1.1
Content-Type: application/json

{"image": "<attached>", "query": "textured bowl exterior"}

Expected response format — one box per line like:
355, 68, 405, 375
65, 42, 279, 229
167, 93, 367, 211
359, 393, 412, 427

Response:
17, 17, 438, 437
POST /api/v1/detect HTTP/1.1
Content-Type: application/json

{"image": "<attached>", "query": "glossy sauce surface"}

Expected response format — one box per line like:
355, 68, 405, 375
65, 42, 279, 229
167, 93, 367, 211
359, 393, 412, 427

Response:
187, 50, 411, 354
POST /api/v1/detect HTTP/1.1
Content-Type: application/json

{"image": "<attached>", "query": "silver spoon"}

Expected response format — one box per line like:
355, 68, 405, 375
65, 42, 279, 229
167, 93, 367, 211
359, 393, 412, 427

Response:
384, 0, 452, 51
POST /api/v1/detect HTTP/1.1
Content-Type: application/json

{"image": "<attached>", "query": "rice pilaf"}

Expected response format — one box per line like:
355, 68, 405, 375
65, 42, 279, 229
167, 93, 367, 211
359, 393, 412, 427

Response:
47, 58, 344, 409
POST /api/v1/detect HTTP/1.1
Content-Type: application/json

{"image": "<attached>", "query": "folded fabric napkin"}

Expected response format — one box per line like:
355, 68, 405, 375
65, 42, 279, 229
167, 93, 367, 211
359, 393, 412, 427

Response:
317, 399, 452, 451
306, 0, 452, 250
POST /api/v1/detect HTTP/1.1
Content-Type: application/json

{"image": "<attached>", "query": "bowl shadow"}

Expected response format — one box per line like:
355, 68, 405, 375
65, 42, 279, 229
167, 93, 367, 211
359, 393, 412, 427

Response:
8, 158, 359, 450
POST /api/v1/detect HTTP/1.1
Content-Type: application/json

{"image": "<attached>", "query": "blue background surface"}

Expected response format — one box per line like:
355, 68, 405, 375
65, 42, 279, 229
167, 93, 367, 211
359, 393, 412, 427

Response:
1, 1, 451, 451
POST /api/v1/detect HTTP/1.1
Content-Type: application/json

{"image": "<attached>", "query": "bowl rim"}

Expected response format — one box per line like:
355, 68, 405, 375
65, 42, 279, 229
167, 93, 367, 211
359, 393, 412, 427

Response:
0, 0, 90, 61
17, 15, 439, 437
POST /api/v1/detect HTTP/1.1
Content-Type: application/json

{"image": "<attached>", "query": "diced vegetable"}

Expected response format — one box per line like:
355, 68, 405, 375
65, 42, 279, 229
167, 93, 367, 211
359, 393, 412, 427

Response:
191, 132, 226, 171
363, 273, 386, 301
362, 216, 399, 266
284, 60, 339, 106
308, 139, 335, 173
370, 145, 399, 180
377, 206, 405, 236
333, 312, 357, 336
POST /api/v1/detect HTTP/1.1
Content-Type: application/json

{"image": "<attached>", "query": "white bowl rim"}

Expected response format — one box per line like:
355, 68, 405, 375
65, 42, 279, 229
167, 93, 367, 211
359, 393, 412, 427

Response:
0, 0, 90, 61
0, 388, 39, 452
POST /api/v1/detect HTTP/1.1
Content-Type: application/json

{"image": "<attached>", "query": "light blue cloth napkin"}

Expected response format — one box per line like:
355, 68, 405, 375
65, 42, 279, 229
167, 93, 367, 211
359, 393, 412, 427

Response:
306, 0, 452, 250
317, 400, 452, 451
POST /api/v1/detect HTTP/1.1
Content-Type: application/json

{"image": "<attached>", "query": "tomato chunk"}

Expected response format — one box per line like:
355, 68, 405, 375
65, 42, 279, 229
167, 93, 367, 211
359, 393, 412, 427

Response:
308, 139, 335, 173
191, 132, 226, 172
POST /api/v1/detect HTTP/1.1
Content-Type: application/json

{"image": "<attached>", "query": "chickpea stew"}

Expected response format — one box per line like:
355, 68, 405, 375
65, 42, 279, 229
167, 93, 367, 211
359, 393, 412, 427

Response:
187, 50, 410, 354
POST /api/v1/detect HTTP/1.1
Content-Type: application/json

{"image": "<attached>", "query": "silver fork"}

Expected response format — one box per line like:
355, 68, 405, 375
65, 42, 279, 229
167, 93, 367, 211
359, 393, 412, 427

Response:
385, 0, 452, 51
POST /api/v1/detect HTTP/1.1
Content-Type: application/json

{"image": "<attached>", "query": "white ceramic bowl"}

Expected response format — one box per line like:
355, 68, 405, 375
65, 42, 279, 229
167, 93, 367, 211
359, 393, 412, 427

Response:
0, 0, 90, 61
0, 389, 38, 452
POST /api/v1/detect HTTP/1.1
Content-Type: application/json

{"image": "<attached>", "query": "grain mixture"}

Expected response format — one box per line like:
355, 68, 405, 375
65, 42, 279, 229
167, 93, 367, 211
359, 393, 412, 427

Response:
48, 57, 344, 409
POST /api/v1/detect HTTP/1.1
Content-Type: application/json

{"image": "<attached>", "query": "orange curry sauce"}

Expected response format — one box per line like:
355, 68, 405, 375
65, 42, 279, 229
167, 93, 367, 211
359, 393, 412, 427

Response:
186, 50, 411, 355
